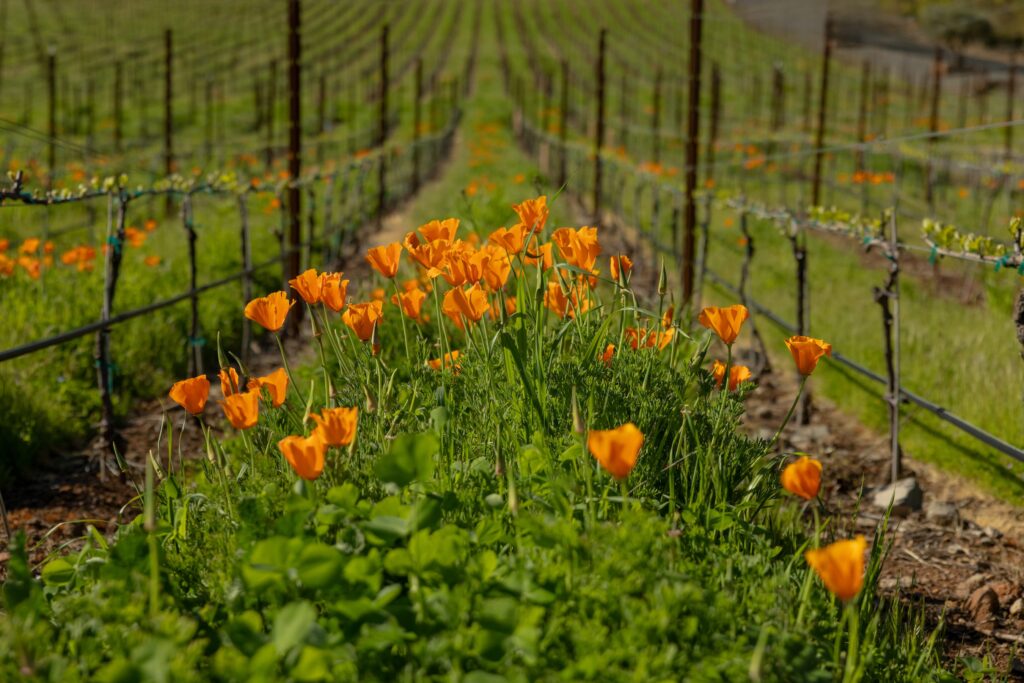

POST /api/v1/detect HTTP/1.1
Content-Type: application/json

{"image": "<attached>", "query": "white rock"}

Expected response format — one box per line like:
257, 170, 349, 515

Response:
925, 500, 958, 525
871, 477, 923, 515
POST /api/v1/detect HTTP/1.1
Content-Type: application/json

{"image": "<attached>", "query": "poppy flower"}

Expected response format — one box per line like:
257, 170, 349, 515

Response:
488, 224, 529, 255
711, 360, 753, 391
625, 327, 674, 351
441, 249, 485, 287
544, 281, 570, 318
0, 238, 9, 252
19, 238, 40, 255
417, 218, 459, 244
442, 284, 489, 329
601, 344, 615, 367
489, 295, 516, 320
391, 287, 427, 321
124, 227, 146, 248
144, 255, 161, 267
366, 242, 403, 279
785, 336, 833, 376
311, 406, 358, 447
144, 219, 158, 231
289, 268, 323, 305
609, 254, 633, 283
587, 423, 644, 479
221, 390, 259, 430
551, 227, 601, 271
18, 257, 40, 279
479, 246, 512, 290
662, 306, 674, 330
244, 291, 294, 332
342, 301, 384, 341
169, 375, 211, 415
523, 241, 554, 270
219, 367, 240, 396
781, 456, 822, 500
698, 305, 749, 346
278, 433, 327, 481
512, 196, 549, 234
247, 367, 289, 407
804, 536, 866, 602
320, 272, 349, 312
427, 350, 461, 371
404, 232, 449, 271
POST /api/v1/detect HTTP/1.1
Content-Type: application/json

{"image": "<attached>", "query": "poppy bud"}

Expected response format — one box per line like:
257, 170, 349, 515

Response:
658, 259, 668, 297
571, 387, 585, 435
370, 321, 381, 357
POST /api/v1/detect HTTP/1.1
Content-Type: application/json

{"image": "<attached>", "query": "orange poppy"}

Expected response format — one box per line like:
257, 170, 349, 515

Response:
289, 268, 323, 305
144, 255, 161, 267
625, 327, 674, 351
512, 196, 549, 234
144, 219, 158, 231
19, 238, 40, 255
278, 433, 327, 481
587, 423, 644, 479
805, 536, 866, 602
244, 291, 294, 332
221, 390, 259, 430
169, 375, 211, 415
427, 350, 461, 372
710, 360, 753, 391
479, 246, 512, 290
609, 254, 633, 283
320, 272, 349, 312
441, 249, 485, 287
488, 224, 529, 255
524, 241, 554, 270
417, 218, 459, 244
698, 305, 749, 346
404, 232, 449, 271
311, 406, 358, 447
781, 456, 822, 500
342, 301, 384, 341
785, 336, 832, 376
488, 295, 516, 320
662, 306, 675, 330
0, 238, 9, 252
601, 343, 615, 367
442, 283, 489, 329
551, 227, 601, 272
219, 367, 240, 396
247, 367, 289, 408
366, 242, 403, 279
391, 287, 427, 321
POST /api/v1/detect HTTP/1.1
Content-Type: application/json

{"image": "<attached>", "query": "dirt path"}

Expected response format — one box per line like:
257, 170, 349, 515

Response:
745, 365, 1024, 675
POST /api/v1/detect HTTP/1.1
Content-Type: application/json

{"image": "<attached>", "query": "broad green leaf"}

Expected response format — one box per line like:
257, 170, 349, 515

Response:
295, 543, 343, 590
374, 432, 438, 487
273, 601, 317, 655
41, 557, 75, 586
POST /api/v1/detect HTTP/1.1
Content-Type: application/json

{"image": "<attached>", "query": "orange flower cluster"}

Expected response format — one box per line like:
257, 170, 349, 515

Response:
289, 268, 350, 311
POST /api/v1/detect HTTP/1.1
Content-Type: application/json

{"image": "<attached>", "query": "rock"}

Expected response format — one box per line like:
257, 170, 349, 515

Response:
924, 500, 958, 525
1010, 597, 1024, 617
982, 526, 1003, 540
965, 585, 1000, 626
871, 477, 923, 515
955, 573, 989, 600
878, 576, 915, 591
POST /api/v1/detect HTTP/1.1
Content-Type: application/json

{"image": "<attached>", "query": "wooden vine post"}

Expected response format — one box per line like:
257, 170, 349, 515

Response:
164, 29, 174, 216
925, 47, 942, 210
238, 195, 253, 368
95, 194, 128, 459
377, 23, 389, 227
266, 59, 277, 169
1006, 51, 1017, 161
593, 28, 607, 223
652, 67, 662, 164
682, 0, 704, 305
46, 48, 55, 189
286, 0, 302, 331
855, 60, 870, 173
559, 58, 569, 188
113, 61, 123, 152
182, 195, 202, 376
874, 212, 902, 481
412, 57, 423, 193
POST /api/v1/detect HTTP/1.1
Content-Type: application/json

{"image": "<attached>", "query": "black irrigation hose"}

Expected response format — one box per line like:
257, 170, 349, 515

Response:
700, 266, 1024, 465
